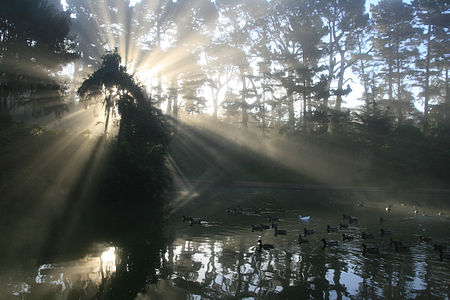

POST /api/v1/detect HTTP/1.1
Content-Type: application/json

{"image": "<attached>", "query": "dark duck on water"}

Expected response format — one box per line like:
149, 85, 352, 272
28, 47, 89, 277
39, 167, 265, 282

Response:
257, 237, 274, 251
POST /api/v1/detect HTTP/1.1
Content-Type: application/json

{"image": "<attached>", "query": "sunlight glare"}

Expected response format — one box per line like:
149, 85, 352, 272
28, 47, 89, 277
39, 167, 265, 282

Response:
101, 247, 117, 274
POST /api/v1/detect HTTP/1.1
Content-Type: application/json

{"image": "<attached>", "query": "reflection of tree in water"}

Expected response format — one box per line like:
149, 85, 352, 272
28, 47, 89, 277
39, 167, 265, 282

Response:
161, 238, 355, 298
352, 243, 450, 299
97, 238, 166, 299
158, 235, 449, 299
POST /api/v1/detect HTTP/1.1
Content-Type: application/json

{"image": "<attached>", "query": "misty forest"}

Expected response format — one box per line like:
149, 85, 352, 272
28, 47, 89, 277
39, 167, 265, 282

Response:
0, 0, 449, 299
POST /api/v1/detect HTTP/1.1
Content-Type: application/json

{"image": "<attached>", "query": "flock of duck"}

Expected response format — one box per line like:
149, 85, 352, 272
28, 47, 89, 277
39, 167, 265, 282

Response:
182, 203, 449, 261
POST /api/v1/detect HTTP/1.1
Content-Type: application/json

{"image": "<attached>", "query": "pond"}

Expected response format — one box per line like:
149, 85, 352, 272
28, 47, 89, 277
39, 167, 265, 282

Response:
1, 188, 449, 299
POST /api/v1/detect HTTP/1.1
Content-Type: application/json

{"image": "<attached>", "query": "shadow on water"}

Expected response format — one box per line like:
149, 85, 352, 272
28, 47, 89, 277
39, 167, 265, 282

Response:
0, 178, 170, 299
0, 132, 171, 299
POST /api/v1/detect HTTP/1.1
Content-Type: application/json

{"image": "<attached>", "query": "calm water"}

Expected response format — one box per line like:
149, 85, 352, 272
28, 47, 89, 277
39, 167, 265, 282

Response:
1, 188, 449, 299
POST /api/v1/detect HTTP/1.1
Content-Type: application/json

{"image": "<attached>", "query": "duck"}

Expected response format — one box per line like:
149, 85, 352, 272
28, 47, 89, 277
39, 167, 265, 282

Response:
233, 205, 243, 214
380, 229, 392, 236
356, 201, 364, 207
257, 237, 274, 251
433, 244, 446, 252
322, 238, 338, 248
439, 249, 450, 261
438, 211, 443, 216
386, 205, 392, 212
274, 226, 287, 236
299, 215, 311, 222
189, 218, 203, 226
395, 245, 410, 252
268, 216, 279, 223
362, 244, 379, 254
252, 225, 263, 232
260, 224, 271, 230
390, 238, 402, 247
362, 232, 374, 239
304, 228, 315, 235
327, 225, 338, 233
419, 235, 432, 243
339, 223, 349, 229
342, 233, 354, 242
182, 215, 193, 222
349, 216, 358, 224
298, 234, 309, 244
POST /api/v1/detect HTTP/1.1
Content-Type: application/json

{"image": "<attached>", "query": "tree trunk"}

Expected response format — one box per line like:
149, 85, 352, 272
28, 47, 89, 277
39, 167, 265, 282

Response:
359, 57, 370, 109
104, 105, 110, 135
173, 92, 178, 118
388, 42, 394, 102
444, 65, 449, 121
155, 13, 163, 109
325, 21, 335, 110
423, 24, 432, 133
166, 96, 172, 115
209, 84, 220, 120
240, 71, 248, 128
303, 80, 307, 132
261, 92, 266, 135
0, 90, 12, 126
335, 48, 346, 111
288, 92, 295, 129
396, 41, 403, 126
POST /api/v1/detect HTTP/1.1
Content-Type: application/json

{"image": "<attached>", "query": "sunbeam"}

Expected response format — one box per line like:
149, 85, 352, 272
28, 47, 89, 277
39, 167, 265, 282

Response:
1, 0, 449, 298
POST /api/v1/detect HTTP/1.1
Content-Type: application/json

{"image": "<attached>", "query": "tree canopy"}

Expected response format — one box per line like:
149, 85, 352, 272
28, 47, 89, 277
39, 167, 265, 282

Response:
0, 0, 77, 124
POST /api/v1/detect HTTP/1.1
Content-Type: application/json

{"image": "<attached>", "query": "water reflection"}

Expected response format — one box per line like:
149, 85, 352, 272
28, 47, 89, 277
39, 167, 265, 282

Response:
100, 247, 117, 276
2, 243, 117, 299
144, 189, 450, 299
1, 189, 449, 299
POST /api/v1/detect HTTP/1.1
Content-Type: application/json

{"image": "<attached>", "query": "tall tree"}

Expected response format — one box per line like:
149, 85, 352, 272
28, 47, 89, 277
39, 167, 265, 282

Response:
172, 0, 218, 116
77, 50, 169, 143
412, 0, 450, 132
203, 43, 235, 120
371, 0, 419, 125
134, 0, 177, 108
215, 0, 261, 128
351, 19, 377, 110
252, 0, 326, 131
319, 0, 369, 111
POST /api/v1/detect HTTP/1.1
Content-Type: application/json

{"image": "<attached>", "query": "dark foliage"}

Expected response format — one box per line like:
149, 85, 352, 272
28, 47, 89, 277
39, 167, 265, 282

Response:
0, 0, 77, 125
78, 50, 172, 221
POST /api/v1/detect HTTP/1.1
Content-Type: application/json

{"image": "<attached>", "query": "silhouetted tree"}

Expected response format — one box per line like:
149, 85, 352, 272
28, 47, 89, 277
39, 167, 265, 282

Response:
78, 50, 171, 204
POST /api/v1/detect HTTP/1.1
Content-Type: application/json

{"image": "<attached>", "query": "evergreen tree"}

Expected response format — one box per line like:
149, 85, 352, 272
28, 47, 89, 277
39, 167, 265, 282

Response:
319, 0, 369, 111
371, 0, 419, 125
411, 0, 450, 132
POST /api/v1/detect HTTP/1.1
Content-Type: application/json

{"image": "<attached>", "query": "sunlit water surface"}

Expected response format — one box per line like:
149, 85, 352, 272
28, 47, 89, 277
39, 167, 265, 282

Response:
1, 189, 449, 299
